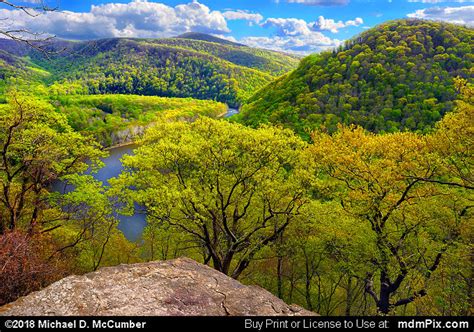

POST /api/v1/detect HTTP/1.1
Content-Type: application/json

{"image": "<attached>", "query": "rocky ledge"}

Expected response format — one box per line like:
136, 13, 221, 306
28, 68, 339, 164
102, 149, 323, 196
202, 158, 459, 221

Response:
0, 257, 313, 316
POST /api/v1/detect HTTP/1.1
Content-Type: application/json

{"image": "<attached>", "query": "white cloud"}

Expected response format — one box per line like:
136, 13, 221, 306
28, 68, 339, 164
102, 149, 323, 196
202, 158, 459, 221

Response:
0, 0, 352, 54
276, 0, 350, 5
261, 15, 362, 36
240, 34, 341, 54
407, 5, 474, 26
223, 10, 263, 24
262, 18, 313, 36
311, 16, 363, 33
250, 16, 347, 54
0, 0, 230, 40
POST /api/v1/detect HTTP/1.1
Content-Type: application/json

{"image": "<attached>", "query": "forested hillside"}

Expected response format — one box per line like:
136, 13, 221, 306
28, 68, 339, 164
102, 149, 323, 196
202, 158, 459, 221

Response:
53, 94, 226, 146
0, 13, 472, 317
238, 19, 474, 138
1, 79, 472, 315
0, 35, 299, 107
166, 34, 299, 76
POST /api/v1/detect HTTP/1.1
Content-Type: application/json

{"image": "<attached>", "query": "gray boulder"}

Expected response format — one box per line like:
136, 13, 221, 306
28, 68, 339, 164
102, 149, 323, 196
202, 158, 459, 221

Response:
0, 258, 314, 316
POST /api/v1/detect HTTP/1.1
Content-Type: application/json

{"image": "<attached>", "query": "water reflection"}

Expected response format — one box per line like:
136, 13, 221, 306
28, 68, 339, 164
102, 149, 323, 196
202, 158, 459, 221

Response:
54, 108, 240, 241
54, 144, 147, 242
224, 108, 239, 118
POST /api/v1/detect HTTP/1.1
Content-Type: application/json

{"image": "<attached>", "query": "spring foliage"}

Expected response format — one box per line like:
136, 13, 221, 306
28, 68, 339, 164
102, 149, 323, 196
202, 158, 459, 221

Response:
111, 118, 310, 279
239, 19, 473, 139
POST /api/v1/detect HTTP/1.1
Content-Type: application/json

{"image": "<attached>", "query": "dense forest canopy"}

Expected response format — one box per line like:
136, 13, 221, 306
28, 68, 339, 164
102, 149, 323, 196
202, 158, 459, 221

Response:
0, 16, 472, 317
0, 35, 299, 107
112, 82, 473, 315
1, 84, 472, 314
0, 33, 299, 148
110, 118, 309, 279
52, 94, 226, 146
238, 19, 474, 139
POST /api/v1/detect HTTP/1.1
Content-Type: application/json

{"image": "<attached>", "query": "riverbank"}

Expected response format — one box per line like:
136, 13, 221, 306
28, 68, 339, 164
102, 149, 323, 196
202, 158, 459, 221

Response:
104, 107, 240, 150
81, 106, 242, 240
105, 140, 138, 151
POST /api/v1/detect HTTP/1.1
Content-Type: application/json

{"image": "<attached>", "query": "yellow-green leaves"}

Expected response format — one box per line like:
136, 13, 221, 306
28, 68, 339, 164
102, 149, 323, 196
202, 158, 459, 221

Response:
0, 91, 106, 233
428, 81, 474, 190
307, 113, 472, 314
113, 117, 310, 278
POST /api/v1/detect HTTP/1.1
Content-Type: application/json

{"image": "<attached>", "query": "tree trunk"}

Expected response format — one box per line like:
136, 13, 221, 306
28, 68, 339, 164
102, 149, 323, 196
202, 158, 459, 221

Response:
276, 232, 285, 299
345, 276, 353, 316
305, 259, 313, 311
222, 251, 235, 276
277, 255, 283, 299
378, 278, 392, 314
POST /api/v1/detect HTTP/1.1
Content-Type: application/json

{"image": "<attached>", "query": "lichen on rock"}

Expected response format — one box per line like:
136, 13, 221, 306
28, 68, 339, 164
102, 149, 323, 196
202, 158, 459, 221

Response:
0, 258, 314, 316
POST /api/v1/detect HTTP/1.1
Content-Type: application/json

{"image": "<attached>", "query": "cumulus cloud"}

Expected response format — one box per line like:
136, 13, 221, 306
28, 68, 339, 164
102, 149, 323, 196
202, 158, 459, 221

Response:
0, 0, 230, 40
407, 5, 474, 26
262, 18, 313, 36
276, 0, 350, 5
241, 34, 341, 54
222, 10, 263, 24
262, 15, 362, 35
13, 0, 49, 3
311, 16, 363, 33
0, 0, 353, 54
251, 16, 351, 54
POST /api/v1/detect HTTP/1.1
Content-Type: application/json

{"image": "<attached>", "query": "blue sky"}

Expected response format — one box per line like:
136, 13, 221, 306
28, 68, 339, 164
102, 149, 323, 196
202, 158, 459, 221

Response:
2, 0, 473, 54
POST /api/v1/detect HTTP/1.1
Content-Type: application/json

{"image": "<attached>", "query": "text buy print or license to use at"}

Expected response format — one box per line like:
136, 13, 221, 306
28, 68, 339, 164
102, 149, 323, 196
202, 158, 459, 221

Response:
244, 317, 472, 330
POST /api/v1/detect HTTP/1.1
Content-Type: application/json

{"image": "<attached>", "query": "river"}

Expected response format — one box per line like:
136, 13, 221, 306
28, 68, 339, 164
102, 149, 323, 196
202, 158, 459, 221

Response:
53, 144, 147, 242
224, 108, 239, 118
55, 108, 239, 242
98, 144, 147, 242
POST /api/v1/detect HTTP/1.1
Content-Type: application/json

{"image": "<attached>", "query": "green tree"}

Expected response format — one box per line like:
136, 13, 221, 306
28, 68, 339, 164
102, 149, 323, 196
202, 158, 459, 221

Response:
0, 91, 126, 303
424, 79, 473, 190
112, 117, 310, 278
239, 19, 473, 137
308, 126, 471, 314
0, 92, 104, 234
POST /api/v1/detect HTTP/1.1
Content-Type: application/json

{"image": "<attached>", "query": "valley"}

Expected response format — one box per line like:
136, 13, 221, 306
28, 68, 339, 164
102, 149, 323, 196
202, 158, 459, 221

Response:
0, 34, 299, 107
0, 16, 472, 317
54, 106, 241, 241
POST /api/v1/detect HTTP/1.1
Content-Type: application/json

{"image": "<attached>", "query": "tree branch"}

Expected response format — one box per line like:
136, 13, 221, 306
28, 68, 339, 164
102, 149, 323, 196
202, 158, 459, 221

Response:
394, 290, 427, 307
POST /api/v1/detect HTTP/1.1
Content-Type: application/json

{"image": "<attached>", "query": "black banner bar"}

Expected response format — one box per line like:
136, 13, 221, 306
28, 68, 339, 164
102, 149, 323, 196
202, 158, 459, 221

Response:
0, 316, 472, 331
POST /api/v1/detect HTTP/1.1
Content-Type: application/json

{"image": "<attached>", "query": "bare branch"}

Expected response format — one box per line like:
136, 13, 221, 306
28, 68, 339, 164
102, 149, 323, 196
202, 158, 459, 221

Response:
0, 0, 63, 55
0, 0, 59, 16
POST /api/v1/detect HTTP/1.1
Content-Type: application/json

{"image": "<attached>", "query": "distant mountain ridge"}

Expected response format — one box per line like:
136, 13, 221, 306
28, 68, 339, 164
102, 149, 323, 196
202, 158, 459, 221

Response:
238, 19, 474, 138
176, 32, 245, 47
0, 34, 300, 107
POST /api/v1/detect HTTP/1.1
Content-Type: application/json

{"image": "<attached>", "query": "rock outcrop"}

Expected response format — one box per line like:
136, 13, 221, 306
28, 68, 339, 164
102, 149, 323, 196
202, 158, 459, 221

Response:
0, 258, 313, 316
